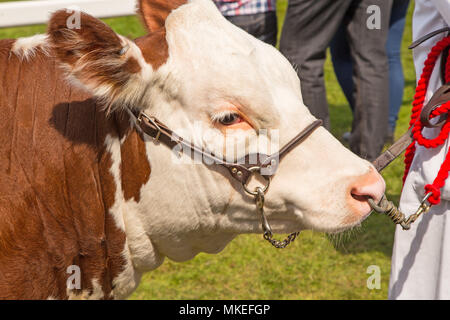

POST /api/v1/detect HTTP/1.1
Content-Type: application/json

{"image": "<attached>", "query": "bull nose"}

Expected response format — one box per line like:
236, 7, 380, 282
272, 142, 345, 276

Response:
348, 167, 385, 217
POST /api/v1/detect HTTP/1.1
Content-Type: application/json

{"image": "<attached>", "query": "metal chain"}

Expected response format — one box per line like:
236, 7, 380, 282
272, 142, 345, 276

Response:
368, 193, 432, 230
255, 187, 300, 249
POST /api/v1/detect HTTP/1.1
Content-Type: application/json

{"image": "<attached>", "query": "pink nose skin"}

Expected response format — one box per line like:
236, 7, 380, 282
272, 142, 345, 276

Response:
347, 167, 386, 220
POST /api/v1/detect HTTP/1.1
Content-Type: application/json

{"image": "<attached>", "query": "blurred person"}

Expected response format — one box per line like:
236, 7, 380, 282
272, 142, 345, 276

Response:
330, 0, 410, 143
279, 0, 393, 161
213, 0, 278, 46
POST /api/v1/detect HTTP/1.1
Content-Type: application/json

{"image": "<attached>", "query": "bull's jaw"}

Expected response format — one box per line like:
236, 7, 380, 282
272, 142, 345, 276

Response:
131, 138, 257, 262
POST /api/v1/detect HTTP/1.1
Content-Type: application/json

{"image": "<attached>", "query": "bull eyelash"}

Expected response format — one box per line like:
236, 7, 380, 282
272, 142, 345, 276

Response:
210, 110, 240, 123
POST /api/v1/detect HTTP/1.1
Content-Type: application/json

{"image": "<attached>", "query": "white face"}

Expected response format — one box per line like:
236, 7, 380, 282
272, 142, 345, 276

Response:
129, 0, 385, 261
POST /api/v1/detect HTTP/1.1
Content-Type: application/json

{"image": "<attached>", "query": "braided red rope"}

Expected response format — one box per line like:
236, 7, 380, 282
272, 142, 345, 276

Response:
403, 36, 450, 205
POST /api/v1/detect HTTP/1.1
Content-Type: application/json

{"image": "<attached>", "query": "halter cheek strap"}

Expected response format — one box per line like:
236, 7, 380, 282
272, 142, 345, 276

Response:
133, 110, 322, 187
130, 109, 323, 248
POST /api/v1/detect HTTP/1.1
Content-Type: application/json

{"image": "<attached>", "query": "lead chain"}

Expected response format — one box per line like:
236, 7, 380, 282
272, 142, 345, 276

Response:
255, 187, 300, 249
368, 193, 432, 230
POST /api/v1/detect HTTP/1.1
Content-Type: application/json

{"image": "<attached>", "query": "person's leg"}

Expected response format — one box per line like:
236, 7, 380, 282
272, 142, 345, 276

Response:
225, 11, 278, 47
279, 0, 352, 129
386, 0, 410, 134
330, 23, 355, 110
346, 0, 393, 161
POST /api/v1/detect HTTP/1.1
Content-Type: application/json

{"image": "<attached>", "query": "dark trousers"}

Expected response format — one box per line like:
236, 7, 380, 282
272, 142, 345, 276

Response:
225, 11, 278, 47
280, 0, 393, 161
330, 0, 410, 133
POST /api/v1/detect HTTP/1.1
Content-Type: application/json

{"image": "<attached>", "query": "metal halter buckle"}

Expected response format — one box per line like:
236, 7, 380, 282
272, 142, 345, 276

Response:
138, 112, 162, 142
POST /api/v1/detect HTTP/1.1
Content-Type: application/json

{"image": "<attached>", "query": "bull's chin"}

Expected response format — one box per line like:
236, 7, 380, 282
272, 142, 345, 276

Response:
297, 207, 373, 235
323, 223, 364, 235
228, 204, 373, 236
327, 210, 372, 234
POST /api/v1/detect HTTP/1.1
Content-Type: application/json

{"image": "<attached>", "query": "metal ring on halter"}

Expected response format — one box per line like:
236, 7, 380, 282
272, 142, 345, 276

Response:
242, 167, 271, 196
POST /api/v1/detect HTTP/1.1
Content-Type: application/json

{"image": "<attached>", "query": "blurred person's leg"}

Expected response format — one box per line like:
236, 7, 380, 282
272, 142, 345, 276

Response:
346, 0, 392, 161
279, 0, 353, 129
330, 24, 355, 110
386, 0, 409, 137
226, 12, 278, 46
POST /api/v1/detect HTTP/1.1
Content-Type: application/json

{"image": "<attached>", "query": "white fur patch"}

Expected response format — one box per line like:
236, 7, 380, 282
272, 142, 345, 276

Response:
66, 278, 104, 300
12, 34, 49, 60
104, 134, 163, 299
104, 134, 138, 299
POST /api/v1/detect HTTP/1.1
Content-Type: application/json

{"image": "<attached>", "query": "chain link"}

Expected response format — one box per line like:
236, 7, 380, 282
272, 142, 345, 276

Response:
263, 230, 300, 249
255, 187, 300, 249
368, 193, 432, 230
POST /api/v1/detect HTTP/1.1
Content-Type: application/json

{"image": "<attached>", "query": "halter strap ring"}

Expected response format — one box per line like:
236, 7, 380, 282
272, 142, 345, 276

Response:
242, 167, 271, 196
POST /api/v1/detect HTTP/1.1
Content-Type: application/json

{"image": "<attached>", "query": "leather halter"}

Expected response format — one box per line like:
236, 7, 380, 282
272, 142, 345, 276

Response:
129, 109, 322, 248
131, 109, 323, 190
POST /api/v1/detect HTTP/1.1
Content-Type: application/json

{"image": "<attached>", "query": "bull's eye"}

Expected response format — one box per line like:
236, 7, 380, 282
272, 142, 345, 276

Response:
218, 113, 241, 126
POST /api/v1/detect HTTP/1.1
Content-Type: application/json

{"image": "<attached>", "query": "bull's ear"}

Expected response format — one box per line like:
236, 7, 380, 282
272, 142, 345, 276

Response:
48, 10, 149, 110
138, 0, 187, 32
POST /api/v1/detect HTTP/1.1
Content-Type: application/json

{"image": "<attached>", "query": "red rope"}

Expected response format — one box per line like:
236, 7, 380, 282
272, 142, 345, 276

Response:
404, 36, 450, 205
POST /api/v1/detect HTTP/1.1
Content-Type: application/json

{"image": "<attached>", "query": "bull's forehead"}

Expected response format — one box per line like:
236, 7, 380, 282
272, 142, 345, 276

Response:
162, 0, 306, 129
166, 0, 256, 56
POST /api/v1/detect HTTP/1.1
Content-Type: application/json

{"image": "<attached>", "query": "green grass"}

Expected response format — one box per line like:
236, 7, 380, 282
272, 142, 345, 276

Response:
0, 1, 417, 300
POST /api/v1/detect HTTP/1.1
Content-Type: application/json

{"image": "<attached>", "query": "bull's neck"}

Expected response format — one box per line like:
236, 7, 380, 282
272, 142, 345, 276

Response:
104, 112, 166, 298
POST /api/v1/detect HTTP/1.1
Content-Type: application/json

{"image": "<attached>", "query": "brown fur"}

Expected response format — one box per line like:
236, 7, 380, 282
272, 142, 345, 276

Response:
0, 40, 149, 299
139, 0, 188, 33
48, 11, 143, 111
136, 0, 187, 67
135, 31, 169, 70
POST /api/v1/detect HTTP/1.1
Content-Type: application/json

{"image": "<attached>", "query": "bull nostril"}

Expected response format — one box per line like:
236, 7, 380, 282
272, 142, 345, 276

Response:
350, 182, 384, 205
342, 168, 386, 226
341, 168, 386, 225
350, 191, 370, 203
348, 168, 385, 213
